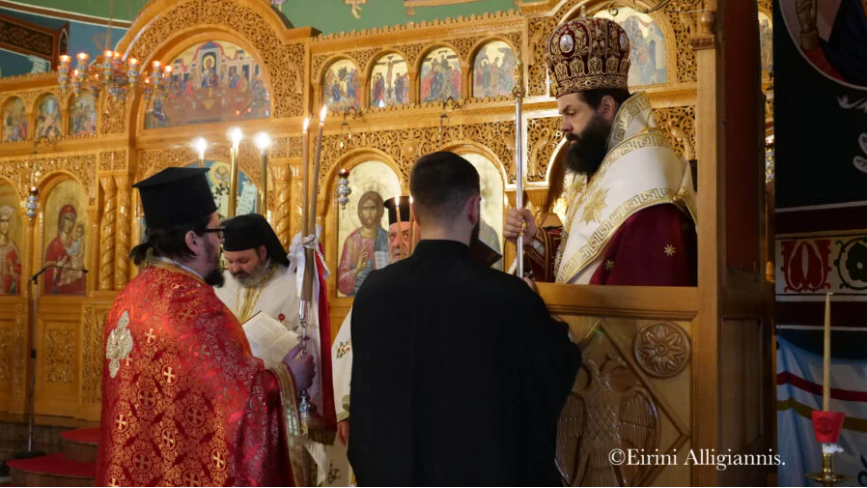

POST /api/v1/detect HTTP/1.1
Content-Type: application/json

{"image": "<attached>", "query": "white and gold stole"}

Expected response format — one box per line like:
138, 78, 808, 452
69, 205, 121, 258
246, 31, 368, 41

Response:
555, 92, 697, 284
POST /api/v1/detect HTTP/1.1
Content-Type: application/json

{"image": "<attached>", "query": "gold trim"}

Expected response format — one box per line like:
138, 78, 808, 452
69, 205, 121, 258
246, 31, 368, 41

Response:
556, 187, 687, 283
607, 92, 652, 150
563, 131, 671, 238
403, 0, 486, 7
146, 260, 206, 285
268, 362, 308, 487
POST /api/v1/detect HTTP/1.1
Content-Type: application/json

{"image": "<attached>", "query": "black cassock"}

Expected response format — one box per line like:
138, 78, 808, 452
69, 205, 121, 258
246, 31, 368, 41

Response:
348, 240, 581, 486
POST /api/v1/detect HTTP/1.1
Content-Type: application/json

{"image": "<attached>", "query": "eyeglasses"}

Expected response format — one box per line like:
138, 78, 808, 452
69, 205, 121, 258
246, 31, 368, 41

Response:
198, 227, 225, 239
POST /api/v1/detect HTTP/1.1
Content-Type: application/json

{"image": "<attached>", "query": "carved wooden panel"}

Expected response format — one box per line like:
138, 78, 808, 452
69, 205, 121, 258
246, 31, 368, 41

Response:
655, 105, 697, 162
318, 121, 515, 191
46, 328, 76, 384
556, 315, 693, 487
526, 116, 562, 182
0, 153, 98, 206
0, 322, 12, 382
82, 304, 110, 404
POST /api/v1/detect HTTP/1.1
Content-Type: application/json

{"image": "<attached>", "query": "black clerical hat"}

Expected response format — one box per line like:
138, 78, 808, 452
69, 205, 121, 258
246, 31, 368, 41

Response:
222, 213, 290, 267
132, 167, 217, 229
384, 196, 411, 226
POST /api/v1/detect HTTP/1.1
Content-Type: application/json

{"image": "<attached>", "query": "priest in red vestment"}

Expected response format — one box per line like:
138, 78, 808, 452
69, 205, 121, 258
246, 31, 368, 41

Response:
505, 13, 697, 286
96, 167, 314, 487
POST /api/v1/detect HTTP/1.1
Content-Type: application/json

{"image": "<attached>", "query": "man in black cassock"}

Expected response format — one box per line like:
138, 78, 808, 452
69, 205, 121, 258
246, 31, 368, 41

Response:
348, 151, 581, 486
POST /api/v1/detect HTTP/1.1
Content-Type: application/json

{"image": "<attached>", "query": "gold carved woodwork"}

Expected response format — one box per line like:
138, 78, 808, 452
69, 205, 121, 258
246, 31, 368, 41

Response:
88, 206, 100, 294
46, 328, 76, 384
317, 121, 516, 191
271, 164, 293, 248
633, 322, 691, 378
526, 116, 562, 182
82, 305, 109, 404
99, 150, 128, 172
556, 316, 692, 487
138, 144, 265, 182
0, 153, 98, 206
100, 96, 128, 135
0, 327, 11, 382
654, 105, 697, 161
123, 0, 306, 119
115, 175, 132, 289
14, 303, 26, 401
271, 137, 303, 159
99, 176, 117, 291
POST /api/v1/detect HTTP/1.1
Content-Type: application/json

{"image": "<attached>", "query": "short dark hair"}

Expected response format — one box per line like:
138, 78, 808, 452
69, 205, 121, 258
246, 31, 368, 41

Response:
410, 151, 480, 227
129, 214, 212, 266
578, 88, 631, 111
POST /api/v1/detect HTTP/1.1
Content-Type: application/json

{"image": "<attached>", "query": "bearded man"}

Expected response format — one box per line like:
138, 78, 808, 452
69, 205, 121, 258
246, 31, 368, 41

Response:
96, 168, 314, 486
504, 13, 697, 286
331, 195, 420, 447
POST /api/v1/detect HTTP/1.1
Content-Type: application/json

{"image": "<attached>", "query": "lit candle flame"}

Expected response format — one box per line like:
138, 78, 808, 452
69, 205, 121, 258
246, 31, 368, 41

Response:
152, 61, 161, 69
59, 55, 71, 63
228, 127, 243, 149
303, 117, 310, 133
128, 58, 139, 66
192, 137, 207, 160
103, 51, 112, 59
254, 132, 272, 151
319, 105, 327, 124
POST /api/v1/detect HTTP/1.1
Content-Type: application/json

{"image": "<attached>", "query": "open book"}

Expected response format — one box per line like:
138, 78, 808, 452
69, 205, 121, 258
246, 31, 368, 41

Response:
242, 311, 300, 365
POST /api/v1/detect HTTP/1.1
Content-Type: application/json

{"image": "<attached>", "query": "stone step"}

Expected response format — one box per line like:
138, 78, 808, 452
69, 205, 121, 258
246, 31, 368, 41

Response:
7, 453, 94, 487
59, 428, 99, 464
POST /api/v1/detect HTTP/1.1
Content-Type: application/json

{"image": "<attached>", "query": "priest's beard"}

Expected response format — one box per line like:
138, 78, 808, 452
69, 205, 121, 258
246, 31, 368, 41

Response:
203, 239, 225, 287
233, 259, 269, 287
565, 113, 612, 178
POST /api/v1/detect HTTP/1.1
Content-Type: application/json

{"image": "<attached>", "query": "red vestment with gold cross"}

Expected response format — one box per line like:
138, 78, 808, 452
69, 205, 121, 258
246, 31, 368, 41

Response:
96, 262, 306, 487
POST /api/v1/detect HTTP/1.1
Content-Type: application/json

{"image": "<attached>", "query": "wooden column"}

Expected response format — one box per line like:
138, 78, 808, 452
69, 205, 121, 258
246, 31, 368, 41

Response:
98, 176, 116, 291
290, 161, 305, 240
272, 163, 293, 249
114, 175, 131, 289
691, 9, 721, 485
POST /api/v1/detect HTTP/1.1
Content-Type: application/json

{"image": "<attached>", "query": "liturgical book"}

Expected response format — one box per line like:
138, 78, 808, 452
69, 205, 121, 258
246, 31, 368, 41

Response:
242, 311, 300, 365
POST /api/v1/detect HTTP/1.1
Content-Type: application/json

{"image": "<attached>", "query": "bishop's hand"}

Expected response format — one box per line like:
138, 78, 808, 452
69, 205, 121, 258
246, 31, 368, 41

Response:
282, 345, 315, 392
504, 208, 536, 245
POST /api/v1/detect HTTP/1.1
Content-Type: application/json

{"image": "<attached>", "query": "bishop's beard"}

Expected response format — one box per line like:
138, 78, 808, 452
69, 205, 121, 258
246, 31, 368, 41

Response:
565, 114, 612, 178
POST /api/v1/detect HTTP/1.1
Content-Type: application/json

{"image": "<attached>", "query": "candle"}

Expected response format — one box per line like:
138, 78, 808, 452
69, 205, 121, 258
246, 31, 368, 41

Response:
253, 132, 272, 216
227, 128, 242, 218
823, 292, 832, 411
192, 138, 207, 167
301, 117, 310, 239
409, 195, 416, 254
394, 197, 405, 260
309, 105, 326, 233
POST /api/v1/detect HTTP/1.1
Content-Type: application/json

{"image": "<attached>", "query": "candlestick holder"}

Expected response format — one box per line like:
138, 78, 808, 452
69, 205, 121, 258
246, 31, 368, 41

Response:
806, 411, 850, 486
806, 450, 851, 487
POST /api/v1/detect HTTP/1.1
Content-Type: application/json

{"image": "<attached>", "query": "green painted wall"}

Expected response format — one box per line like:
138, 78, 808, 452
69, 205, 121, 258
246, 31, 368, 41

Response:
7, 0, 517, 35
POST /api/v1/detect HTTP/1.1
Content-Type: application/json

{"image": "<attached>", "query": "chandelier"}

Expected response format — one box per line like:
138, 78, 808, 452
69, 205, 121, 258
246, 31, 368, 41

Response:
57, 0, 168, 101
58, 52, 170, 102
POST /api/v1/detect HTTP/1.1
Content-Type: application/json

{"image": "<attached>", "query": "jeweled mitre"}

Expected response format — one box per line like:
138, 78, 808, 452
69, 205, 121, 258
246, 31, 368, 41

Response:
545, 14, 632, 97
